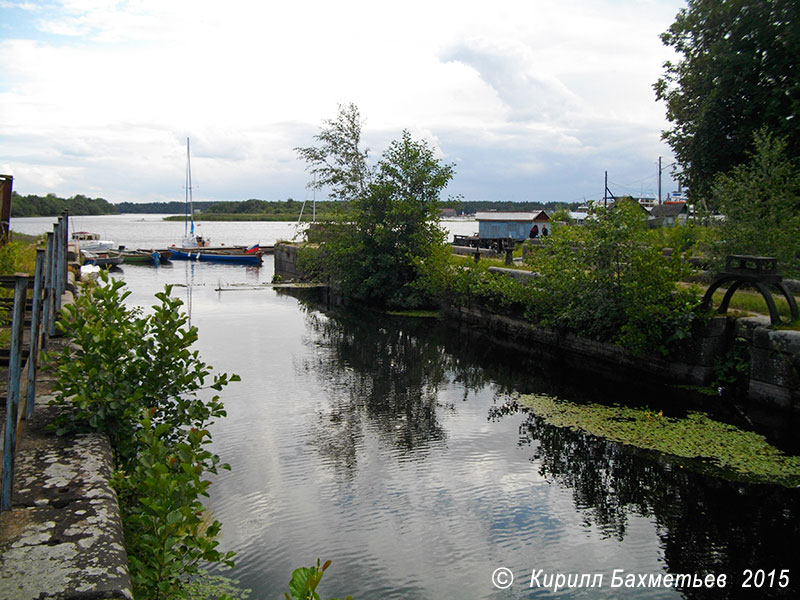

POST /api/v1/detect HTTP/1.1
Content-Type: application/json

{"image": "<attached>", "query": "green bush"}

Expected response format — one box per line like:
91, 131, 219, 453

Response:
114, 415, 235, 598
49, 271, 240, 599
50, 272, 237, 469
527, 202, 703, 355
427, 202, 703, 356
711, 129, 800, 277
284, 559, 352, 600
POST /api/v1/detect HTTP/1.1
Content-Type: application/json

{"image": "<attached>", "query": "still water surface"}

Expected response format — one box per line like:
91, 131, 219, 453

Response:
13, 216, 800, 598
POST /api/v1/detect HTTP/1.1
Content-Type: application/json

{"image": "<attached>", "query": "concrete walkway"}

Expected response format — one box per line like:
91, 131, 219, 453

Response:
0, 341, 132, 599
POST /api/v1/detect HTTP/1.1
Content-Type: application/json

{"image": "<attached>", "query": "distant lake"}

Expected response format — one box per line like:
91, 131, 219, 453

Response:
13, 214, 800, 598
10, 214, 480, 249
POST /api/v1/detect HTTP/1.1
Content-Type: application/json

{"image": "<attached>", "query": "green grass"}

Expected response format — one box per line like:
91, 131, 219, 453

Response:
0, 238, 38, 276
450, 252, 536, 271
9, 231, 42, 245
519, 393, 800, 487
386, 309, 441, 318
710, 287, 799, 321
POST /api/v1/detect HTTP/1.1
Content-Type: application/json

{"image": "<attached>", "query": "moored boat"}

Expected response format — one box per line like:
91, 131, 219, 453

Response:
81, 249, 124, 268
180, 138, 210, 248
120, 249, 168, 265
168, 248, 262, 266
72, 231, 115, 252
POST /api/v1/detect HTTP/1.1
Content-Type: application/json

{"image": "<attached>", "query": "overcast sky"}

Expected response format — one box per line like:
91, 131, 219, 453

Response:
1, 0, 686, 205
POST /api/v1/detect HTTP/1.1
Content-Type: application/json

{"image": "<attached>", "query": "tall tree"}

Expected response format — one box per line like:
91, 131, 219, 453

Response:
297, 106, 455, 308
294, 102, 372, 202
654, 0, 800, 204
711, 129, 800, 275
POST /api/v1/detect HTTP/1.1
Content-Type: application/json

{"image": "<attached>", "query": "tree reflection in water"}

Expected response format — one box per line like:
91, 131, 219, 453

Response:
299, 308, 454, 475
294, 293, 799, 597
509, 406, 800, 597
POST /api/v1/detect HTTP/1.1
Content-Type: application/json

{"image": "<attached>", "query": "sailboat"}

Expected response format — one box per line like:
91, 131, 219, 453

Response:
167, 137, 263, 266
181, 137, 209, 248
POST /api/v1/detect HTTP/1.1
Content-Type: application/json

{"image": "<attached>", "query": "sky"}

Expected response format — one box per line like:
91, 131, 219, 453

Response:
1, 0, 687, 205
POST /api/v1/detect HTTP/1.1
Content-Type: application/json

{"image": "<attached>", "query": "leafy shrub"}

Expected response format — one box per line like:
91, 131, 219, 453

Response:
50, 272, 237, 469
285, 559, 352, 600
114, 415, 235, 599
426, 201, 704, 356
49, 270, 240, 599
527, 202, 703, 355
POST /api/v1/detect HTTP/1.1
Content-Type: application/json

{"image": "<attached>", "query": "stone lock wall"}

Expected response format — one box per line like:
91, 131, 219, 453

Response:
273, 243, 303, 282
736, 317, 800, 410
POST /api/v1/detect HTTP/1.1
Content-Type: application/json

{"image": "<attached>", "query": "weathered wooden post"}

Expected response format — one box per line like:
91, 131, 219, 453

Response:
1, 275, 29, 511
25, 250, 46, 419
0, 174, 12, 244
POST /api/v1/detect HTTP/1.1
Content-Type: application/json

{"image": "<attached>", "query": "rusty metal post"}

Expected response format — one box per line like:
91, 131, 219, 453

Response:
25, 250, 46, 419
43, 231, 56, 340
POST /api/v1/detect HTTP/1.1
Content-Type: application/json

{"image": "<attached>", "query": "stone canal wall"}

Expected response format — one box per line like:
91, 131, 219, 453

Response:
735, 317, 800, 410
274, 243, 304, 282
443, 303, 800, 412
0, 396, 132, 600
272, 243, 800, 412
443, 304, 727, 386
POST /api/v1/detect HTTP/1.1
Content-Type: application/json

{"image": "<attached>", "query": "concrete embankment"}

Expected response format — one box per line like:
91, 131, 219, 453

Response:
0, 387, 132, 600
274, 243, 304, 282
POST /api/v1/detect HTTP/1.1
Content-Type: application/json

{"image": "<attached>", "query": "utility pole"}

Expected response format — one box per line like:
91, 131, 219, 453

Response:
602, 171, 615, 207
657, 156, 662, 205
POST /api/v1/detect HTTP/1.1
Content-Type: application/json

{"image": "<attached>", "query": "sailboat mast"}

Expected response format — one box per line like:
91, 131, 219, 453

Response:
186, 137, 195, 237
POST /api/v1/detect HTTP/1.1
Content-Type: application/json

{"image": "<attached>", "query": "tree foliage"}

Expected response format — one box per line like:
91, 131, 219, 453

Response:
297, 107, 454, 309
11, 192, 118, 216
711, 129, 800, 276
295, 103, 372, 203
654, 0, 800, 203
429, 202, 702, 357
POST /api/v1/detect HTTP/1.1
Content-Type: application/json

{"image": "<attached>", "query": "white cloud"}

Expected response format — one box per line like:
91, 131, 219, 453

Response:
1, 0, 685, 203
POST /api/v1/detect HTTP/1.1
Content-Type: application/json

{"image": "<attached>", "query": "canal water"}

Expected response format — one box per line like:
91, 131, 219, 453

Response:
13, 216, 800, 598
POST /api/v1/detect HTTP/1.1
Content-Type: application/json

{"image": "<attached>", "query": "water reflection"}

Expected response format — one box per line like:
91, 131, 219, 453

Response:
500, 404, 800, 597
300, 309, 451, 473
295, 295, 799, 597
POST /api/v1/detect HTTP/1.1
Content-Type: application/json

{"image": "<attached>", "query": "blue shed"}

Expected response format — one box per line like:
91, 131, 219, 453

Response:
475, 211, 550, 240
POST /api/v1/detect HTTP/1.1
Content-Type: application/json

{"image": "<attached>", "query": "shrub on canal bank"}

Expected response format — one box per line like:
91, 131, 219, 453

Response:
49, 271, 242, 600
426, 201, 705, 357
